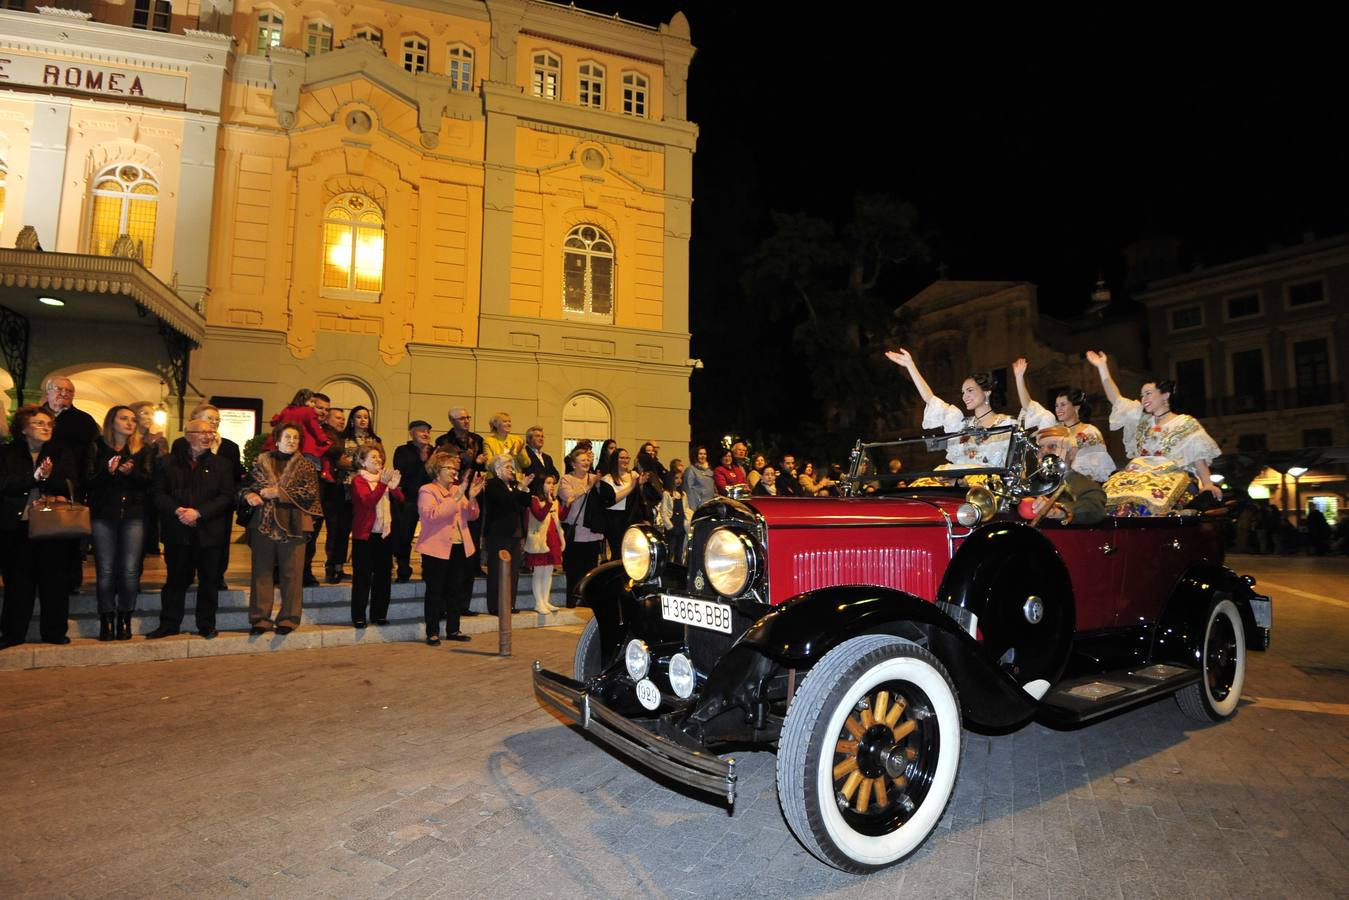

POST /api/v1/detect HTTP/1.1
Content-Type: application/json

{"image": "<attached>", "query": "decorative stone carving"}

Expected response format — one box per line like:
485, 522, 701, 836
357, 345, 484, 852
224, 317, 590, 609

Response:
111, 234, 145, 263
15, 226, 42, 252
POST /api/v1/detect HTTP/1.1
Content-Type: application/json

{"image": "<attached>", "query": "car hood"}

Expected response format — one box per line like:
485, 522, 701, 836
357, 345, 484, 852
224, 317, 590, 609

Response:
744, 494, 959, 528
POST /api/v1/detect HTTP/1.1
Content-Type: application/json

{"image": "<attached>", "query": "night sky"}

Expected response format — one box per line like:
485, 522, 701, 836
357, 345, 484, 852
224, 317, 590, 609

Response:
580, 5, 1349, 447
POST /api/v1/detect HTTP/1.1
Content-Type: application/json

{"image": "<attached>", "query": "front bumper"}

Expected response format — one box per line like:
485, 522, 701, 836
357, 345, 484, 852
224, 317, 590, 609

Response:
532, 662, 737, 805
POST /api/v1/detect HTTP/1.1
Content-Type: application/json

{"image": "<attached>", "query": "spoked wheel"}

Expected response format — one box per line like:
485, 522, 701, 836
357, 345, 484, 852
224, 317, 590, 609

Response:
1176, 597, 1246, 721
778, 635, 961, 873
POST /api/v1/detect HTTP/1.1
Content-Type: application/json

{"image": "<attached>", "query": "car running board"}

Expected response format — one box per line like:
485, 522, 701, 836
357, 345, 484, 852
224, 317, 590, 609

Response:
1036, 663, 1201, 726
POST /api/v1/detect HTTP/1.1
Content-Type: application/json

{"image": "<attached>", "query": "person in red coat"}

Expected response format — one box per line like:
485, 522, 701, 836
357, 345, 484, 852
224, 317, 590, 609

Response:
713, 449, 747, 495
349, 444, 403, 628
263, 389, 333, 465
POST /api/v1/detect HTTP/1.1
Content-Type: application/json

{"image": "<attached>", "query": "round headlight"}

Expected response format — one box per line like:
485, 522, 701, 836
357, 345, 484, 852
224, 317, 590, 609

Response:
956, 502, 981, 527
624, 639, 650, 680
621, 527, 653, 581
668, 652, 695, 699
704, 527, 752, 597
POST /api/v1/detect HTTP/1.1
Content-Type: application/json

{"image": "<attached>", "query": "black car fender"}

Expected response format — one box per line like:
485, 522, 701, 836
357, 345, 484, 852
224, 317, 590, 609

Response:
936, 522, 1076, 693
1151, 563, 1271, 666
728, 586, 1040, 731
576, 561, 685, 670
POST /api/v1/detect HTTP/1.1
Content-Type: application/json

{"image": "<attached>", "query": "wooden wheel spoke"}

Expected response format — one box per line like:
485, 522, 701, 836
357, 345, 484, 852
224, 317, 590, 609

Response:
872, 776, 888, 809
835, 739, 858, 755
844, 715, 865, 740
884, 697, 906, 728
873, 691, 889, 722
841, 770, 864, 801
892, 718, 918, 741
833, 757, 858, 780
856, 778, 872, 812
860, 708, 876, 729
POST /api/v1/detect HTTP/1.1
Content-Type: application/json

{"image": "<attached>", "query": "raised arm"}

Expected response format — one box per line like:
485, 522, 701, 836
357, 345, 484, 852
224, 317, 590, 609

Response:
1012, 357, 1032, 410
1085, 350, 1123, 406
885, 348, 936, 404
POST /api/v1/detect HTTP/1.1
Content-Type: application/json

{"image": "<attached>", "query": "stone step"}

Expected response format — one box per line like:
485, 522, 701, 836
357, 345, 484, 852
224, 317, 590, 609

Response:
0, 609, 589, 671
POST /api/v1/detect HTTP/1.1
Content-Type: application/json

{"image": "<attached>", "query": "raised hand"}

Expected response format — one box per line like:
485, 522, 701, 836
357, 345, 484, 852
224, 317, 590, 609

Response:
387, 470, 402, 490
108, 455, 123, 473
35, 457, 53, 481
1012, 358, 1028, 378
884, 348, 915, 370
1085, 350, 1108, 369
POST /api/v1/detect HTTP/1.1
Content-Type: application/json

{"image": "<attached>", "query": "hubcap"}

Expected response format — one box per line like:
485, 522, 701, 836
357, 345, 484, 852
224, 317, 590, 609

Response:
1206, 611, 1238, 701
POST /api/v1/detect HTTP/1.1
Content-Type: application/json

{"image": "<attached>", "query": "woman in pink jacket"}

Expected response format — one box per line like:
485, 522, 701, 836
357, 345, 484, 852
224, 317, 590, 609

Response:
417, 450, 483, 645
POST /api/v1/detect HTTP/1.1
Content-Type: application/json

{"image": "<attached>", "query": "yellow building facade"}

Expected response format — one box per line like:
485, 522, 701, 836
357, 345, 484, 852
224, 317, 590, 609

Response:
0, 0, 696, 456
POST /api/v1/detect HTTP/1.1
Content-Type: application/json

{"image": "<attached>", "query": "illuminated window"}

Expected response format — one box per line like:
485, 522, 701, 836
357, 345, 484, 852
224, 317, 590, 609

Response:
351, 25, 382, 48
447, 44, 473, 91
401, 36, 428, 73
305, 21, 333, 55
132, 0, 171, 32
562, 224, 614, 322
578, 61, 604, 109
89, 163, 159, 266
621, 71, 647, 117
531, 52, 560, 100
256, 10, 283, 55
321, 194, 384, 300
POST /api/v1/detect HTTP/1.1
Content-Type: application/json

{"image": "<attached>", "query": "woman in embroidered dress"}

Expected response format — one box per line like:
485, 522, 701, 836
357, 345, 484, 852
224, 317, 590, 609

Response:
1086, 350, 1222, 514
524, 475, 564, 614
886, 348, 1016, 468
1011, 358, 1116, 482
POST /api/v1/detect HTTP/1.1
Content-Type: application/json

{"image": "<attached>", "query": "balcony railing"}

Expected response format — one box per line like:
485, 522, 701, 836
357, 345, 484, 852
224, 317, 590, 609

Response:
1207, 384, 1344, 417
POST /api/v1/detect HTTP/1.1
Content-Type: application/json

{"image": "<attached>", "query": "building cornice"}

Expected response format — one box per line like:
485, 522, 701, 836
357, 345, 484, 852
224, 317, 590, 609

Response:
481, 80, 697, 150
1139, 236, 1349, 304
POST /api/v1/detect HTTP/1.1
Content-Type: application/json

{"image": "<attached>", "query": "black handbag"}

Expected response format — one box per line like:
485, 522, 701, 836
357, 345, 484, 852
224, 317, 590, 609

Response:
236, 495, 256, 528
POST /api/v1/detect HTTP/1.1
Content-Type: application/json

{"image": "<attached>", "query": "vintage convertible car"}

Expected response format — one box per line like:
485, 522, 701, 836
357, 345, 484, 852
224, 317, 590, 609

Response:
532, 426, 1272, 872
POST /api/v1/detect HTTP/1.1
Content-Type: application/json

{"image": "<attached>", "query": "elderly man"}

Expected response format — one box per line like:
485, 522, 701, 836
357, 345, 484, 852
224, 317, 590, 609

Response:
392, 419, 436, 582
1028, 426, 1106, 526
40, 375, 100, 590
436, 406, 486, 615
518, 425, 559, 482
149, 419, 236, 639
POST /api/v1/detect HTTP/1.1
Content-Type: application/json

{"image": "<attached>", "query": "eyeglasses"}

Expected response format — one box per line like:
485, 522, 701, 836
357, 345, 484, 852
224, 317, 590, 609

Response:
48, 387, 75, 395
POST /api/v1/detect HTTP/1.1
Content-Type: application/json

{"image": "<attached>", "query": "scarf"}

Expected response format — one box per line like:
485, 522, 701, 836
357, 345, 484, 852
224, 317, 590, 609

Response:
359, 469, 392, 537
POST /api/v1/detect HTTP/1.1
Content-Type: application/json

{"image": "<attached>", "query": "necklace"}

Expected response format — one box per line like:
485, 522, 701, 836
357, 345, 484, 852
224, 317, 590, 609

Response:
972, 408, 995, 422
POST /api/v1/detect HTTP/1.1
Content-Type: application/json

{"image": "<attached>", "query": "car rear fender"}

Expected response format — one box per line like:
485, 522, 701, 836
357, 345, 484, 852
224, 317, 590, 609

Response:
729, 586, 1040, 731
1152, 563, 1271, 665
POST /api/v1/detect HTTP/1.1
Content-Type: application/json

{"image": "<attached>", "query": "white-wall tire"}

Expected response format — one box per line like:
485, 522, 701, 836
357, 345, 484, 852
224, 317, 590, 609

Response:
1176, 598, 1246, 721
573, 617, 603, 683
777, 635, 961, 872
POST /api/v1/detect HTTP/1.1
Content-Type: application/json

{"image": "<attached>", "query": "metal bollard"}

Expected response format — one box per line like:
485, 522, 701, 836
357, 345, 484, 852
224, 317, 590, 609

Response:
497, 549, 512, 656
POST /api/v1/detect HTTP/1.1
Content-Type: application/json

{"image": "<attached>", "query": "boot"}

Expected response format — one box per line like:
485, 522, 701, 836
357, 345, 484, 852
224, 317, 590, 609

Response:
116, 611, 133, 641
98, 613, 115, 642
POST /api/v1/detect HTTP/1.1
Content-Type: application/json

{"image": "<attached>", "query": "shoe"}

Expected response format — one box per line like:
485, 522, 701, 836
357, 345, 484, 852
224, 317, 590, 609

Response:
199, 629, 218, 640
218, 580, 230, 591
426, 635, 441, 646
116, 611, 132, 641
303, 574, 320, 587
372, 618, 390, 626
445, 631, 471, 642
325, 570, 341, 585
276, 625, 294, 635
249, 625, 268, 636
353, 620, 368, 629
145, 626, 179, 640
98, 613, 115, 642
395, 574, 411, 584
45, 636, 72, 645
534, 605, 556, 615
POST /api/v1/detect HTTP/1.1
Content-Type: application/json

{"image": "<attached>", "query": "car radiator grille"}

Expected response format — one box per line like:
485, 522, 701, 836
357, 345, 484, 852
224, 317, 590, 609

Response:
787, 546, 937, 599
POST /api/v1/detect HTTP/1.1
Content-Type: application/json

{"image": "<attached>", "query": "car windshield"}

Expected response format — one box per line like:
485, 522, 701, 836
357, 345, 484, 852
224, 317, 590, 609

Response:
844, 424, 1036, 490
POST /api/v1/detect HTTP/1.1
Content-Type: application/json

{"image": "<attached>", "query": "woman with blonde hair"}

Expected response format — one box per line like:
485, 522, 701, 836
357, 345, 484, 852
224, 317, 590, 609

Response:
88, 406, 156, 640
417, 450, 483, 644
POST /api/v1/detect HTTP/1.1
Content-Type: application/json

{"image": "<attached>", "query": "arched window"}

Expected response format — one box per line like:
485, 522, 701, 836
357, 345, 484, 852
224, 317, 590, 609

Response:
256, 10, 283, 55
88, 163, 159, 266
447, 44, 473, 91
351, 25, 382, 48
401, 36, 428, 73
562, 224, 614, 322
622, 71, 647, 117
578, 61, 604, 109
319, 377, 376, 426
531, 51, 560, 100
562, 393, 611, 458
321, 193, 384, 300
305, 21, 333, 55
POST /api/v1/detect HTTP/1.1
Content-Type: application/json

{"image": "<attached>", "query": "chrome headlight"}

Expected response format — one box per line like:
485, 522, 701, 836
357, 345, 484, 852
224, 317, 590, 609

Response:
668, 652, 695, 699
703, 527, 756, 597
624, 639, 650, 680
955, 502, 981, 527
621, 525, 664, 583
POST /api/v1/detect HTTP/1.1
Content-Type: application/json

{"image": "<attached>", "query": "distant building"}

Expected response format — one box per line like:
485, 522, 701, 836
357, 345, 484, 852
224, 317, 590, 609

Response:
894, 280, 1147, 462
1137, 234, 1349, 517
0, 0, 697, 456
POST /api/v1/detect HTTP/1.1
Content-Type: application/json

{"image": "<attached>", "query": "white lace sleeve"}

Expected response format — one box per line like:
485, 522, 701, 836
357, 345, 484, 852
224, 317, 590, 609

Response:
1019, 400, 1055, 431
1108, 397, 1143, 433
1170, 418, 1222, 473
922, 396, 967, 433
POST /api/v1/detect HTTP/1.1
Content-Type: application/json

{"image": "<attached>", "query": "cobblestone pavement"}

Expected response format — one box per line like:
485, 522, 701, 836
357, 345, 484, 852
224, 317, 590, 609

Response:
1, 556, 1346, 899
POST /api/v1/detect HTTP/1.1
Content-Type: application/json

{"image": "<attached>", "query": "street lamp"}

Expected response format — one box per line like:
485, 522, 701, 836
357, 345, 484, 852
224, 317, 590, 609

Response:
1286, 466, 1308, 524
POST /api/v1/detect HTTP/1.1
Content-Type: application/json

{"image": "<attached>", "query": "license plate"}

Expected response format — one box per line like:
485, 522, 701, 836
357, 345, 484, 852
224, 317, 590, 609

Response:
1249, 597, 1272, 629
661, 594, 733, 633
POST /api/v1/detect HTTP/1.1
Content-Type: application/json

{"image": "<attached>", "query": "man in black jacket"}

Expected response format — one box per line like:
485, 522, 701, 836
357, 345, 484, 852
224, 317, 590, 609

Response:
519, 425, 559, 482
147, 420, 236, 639
392, 419, 435, 582
39, 376, 99, 498
170, 405, 244, 589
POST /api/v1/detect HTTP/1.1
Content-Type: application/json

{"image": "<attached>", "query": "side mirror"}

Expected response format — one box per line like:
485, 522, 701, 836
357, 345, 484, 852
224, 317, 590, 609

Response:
726, 484, 752, 500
